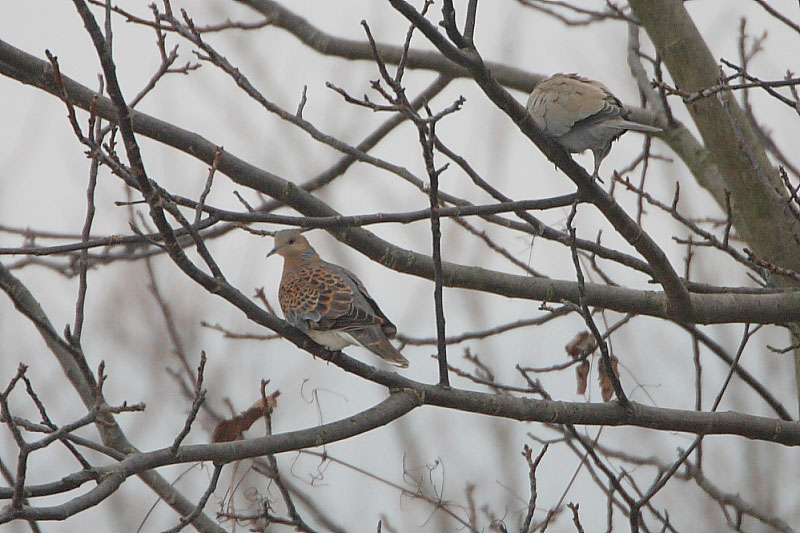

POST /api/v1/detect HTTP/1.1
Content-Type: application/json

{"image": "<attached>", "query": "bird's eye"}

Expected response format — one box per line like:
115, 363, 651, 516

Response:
288, 238, 295, 244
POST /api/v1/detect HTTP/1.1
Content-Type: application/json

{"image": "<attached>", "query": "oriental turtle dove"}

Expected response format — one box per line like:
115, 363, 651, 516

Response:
267, 230, 409, 368
526, 73, 661, 178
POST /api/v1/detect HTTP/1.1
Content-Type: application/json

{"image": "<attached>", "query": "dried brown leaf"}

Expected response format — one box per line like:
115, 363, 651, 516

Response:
565, 331, 596, 359
212, 391, 280, 442
598, 355, 620, 402
575, 360, 590, 395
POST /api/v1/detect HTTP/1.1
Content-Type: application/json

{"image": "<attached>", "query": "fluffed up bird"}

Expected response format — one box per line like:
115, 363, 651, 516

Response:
526, 73, 661, 179
267, 229, 410, 368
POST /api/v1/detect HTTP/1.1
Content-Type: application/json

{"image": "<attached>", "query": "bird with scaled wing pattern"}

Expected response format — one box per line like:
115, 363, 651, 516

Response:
267, 229, 409, 368
526, 73, 661, 179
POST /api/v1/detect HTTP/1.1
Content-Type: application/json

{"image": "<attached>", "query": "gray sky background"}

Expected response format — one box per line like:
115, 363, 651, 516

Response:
1, 1, 798, 531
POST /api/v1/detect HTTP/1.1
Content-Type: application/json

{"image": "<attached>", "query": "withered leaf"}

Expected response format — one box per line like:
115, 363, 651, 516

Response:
212, 392, 280, 443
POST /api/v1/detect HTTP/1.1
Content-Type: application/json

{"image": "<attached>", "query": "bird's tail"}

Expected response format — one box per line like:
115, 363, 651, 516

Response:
615, 119, 661, 133
347, 327, 410, 368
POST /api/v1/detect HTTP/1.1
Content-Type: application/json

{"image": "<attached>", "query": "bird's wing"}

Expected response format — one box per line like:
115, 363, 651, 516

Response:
333, 265, 398, 338
279, 263, 383, 332
529, 74, 626, 136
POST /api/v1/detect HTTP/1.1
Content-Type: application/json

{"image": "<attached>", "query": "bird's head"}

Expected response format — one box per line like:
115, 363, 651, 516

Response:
267, 229, 317, 262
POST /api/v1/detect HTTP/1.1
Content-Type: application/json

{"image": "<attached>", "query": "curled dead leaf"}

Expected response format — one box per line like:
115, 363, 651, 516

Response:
212, 391, 280, 443
575, 360, 590, 395
565, 331, 596, 359
598, 355, 620, 402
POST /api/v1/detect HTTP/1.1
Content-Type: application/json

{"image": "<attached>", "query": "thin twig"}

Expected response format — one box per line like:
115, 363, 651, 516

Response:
566, 201, 628, 406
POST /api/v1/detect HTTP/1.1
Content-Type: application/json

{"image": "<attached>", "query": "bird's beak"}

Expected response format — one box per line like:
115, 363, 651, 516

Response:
266, 245, 279, 258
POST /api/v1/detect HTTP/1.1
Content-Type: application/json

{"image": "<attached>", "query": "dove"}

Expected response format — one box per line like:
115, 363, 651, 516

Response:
526, 73, 661, 178
267, 229, 409, 368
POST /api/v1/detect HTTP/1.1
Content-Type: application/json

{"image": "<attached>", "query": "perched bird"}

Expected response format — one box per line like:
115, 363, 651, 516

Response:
526, 73, 661, 178
267, 229, 409, 368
